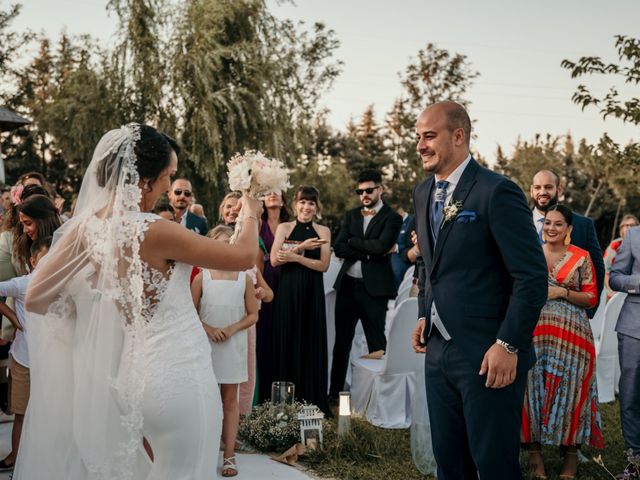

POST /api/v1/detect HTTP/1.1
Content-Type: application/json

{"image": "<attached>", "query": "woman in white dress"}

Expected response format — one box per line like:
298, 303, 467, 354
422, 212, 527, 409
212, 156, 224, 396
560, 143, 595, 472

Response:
191, 225, 259, 477
14, 123, 262, 480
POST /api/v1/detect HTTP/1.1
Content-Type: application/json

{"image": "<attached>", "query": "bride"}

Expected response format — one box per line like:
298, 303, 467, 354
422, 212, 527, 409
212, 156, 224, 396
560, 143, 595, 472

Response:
14, 123, 262, 479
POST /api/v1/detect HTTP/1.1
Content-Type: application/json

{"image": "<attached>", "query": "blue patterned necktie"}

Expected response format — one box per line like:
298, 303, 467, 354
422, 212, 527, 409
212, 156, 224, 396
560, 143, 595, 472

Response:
538, 217, 545, 244
431, 180, 450, 242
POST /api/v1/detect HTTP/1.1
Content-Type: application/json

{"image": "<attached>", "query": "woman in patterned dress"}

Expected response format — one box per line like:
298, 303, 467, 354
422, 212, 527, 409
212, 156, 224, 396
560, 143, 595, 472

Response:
522, 204, 603, 480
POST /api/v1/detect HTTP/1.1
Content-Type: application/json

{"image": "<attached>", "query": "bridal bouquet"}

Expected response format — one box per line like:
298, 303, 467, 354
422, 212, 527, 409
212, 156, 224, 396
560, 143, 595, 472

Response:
227, 150, 291, 243
227, 150, 291, 200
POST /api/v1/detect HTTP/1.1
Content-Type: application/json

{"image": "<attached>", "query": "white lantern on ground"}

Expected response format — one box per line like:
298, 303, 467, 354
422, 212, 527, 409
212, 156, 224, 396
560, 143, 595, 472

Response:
338, 391, 351, 436
297, 405, 324, 449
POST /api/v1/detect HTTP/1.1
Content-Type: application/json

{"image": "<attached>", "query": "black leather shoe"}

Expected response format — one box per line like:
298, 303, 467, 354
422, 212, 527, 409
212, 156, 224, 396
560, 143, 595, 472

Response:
0, 459, 14, 471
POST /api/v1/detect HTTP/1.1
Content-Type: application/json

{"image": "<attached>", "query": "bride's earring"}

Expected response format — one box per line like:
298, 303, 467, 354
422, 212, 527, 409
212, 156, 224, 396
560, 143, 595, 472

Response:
143, 181, 150, 191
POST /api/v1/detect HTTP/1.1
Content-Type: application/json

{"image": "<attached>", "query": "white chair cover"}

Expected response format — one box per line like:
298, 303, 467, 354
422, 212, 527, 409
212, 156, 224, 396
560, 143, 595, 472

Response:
351, 298, 422, 428
324, 255, 342, 295
589, 289, 608, 349
403, 265, 415, 283
324, 256, 343, 391
395, 283, 412, 308
596, 292, 625, 403
410, 361, 437, 476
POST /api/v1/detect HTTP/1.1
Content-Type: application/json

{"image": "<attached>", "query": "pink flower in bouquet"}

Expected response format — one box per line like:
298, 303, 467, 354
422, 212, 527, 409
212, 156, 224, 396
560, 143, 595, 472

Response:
10, 185, 24, 206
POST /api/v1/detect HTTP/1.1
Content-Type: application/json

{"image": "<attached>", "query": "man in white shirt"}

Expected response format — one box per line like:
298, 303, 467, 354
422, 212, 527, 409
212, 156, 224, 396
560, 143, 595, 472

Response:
530, 170, 605, 316
329, 169, 402, 400
168, 178, 208, 235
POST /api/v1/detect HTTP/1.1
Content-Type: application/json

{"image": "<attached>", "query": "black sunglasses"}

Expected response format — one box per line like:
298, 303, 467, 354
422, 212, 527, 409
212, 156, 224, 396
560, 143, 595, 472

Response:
355, 186, 380, 195
173, 189, 192, 197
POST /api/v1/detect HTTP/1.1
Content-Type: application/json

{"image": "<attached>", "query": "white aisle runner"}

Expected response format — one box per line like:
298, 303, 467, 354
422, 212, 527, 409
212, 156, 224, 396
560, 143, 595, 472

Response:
0, 420, 314, 479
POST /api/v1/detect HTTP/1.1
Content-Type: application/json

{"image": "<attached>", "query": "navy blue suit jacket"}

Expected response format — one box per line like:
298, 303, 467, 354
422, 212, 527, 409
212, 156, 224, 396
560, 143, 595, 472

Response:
185, 211, 209, 236
414, 159, 548, 373
570, 213, 605, 317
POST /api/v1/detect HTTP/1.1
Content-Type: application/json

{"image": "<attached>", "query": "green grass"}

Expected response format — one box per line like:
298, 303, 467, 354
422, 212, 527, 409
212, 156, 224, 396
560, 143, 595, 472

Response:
297, 401, 626, 480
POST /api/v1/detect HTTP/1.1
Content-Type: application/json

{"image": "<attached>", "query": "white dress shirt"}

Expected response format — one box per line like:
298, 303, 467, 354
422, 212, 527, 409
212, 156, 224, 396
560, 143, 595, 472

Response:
424, 154, 472, 340
0, 273, 33, 368
346, 199, 384, 279
533, 208, 545, 237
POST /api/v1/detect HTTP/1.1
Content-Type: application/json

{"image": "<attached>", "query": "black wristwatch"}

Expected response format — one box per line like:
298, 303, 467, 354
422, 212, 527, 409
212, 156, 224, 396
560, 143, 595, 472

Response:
496, 339, 518, 354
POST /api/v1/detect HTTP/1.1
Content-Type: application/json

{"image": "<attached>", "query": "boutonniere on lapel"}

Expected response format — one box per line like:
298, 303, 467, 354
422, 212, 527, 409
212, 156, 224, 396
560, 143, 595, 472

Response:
441, 201, 464, 229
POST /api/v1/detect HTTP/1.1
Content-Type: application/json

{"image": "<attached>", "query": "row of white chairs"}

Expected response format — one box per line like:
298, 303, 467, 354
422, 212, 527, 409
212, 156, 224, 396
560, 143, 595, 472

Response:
324, 258, 422, 428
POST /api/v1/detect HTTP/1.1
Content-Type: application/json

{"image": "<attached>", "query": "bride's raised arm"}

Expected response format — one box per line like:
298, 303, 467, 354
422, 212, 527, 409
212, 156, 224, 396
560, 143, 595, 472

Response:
146, 194, 262, 271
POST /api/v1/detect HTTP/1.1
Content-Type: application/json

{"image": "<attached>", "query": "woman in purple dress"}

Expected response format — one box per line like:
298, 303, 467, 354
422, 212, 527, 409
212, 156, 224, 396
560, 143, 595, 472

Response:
256, 191, 289, 403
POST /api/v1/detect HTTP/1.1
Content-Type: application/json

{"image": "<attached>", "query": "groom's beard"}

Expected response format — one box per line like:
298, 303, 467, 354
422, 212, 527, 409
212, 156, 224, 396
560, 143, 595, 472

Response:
533, 194, 558, 212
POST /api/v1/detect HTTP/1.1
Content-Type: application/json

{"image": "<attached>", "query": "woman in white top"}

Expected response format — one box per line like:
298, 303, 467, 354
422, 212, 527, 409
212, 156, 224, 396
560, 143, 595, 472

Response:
191, 225, 259, 477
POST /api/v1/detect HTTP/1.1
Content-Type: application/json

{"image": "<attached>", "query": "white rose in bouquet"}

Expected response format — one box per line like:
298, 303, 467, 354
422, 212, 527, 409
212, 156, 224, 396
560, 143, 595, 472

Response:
227, 150, 290, 200
227, 150, 291, 243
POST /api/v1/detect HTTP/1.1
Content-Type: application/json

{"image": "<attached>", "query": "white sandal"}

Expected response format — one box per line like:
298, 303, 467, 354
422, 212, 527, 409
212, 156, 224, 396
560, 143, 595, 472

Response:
222, 456, 238, 477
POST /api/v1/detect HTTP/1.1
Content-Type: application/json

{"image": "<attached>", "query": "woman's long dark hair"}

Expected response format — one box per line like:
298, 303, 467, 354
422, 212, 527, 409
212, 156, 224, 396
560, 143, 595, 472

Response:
15, 194, 61, 271
3, 184, 51, 233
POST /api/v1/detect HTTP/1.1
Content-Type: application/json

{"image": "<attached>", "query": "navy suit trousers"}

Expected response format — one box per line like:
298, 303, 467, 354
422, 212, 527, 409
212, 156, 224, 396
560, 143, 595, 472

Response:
619, 333, 640, 455
425, 331, 526, 480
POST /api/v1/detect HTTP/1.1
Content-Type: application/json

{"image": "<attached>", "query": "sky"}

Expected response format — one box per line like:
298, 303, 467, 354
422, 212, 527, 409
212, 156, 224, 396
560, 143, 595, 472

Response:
10, 0, 640, 163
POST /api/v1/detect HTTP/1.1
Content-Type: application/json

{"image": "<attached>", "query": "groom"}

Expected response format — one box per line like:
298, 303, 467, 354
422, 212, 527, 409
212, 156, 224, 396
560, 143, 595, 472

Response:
411, 101, 547, 479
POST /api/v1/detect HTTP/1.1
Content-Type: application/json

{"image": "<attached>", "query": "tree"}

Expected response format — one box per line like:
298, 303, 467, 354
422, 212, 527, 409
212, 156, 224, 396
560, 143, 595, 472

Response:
400, 43, 479, 113
107, 0, 169, 124
379, 43, 480, 210
562, 36, 640, 238
290, 114, 356, 236
0, 4, 34, 89
342, 105, 390, 175
171, 0, 341, 216
562, 35, 640, 125
39, 45, 122, 193
383, 98, 420, 205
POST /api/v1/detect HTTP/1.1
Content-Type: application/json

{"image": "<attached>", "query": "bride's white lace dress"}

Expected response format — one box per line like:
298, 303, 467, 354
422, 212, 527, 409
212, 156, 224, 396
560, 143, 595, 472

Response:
14, 125, 222, 480
16, 214, 222, 480
132, 218, 222, 479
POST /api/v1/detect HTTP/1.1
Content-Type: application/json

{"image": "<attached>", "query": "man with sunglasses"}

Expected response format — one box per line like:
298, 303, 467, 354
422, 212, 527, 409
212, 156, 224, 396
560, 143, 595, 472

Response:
168, 178, 209, 235
329, 169, 402, 402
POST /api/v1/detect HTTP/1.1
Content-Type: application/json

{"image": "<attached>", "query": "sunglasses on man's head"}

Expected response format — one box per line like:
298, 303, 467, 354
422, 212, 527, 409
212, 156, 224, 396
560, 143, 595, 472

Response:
173, 189, 192, 197
355, 186, 380, 195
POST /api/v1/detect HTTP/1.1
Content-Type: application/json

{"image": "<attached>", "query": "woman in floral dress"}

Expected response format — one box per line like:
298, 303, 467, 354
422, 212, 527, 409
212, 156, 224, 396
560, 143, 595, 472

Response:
522, 204, 603, 480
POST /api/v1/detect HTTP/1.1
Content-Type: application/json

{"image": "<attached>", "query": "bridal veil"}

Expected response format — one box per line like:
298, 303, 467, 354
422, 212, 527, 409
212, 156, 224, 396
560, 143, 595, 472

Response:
15, 124, 154, 479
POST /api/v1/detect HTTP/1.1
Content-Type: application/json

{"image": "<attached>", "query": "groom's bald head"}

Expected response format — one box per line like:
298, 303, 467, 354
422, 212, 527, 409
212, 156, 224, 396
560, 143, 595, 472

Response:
416, 101, 471, 176
427, 101, 471, 147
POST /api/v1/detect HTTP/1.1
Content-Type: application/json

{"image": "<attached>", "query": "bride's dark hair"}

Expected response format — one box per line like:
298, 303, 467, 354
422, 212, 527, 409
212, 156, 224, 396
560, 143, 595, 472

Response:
97, 124, 180, 188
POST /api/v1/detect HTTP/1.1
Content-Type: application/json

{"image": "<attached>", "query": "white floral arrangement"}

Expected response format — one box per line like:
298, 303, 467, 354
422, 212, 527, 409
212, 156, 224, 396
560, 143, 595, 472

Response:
442, 200, 464, 229
227, 150, 291, 200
